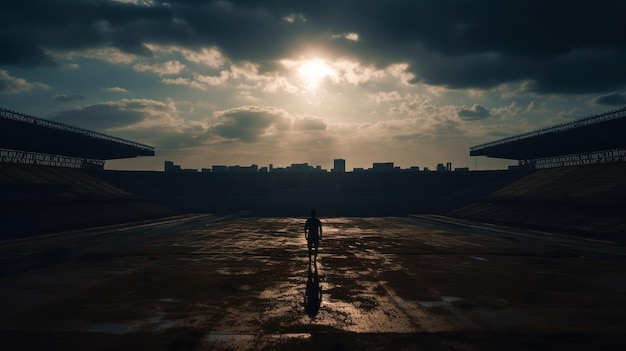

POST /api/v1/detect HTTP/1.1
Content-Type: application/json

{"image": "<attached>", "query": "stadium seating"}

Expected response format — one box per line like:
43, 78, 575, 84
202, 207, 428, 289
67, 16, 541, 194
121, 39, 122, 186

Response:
0, 164, 176, 238
450, 163, 626, 241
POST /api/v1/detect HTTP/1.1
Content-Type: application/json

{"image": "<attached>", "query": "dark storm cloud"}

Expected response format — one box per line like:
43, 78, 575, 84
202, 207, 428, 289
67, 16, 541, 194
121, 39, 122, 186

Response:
593, 92, 626, 106
52, 104, 145, 130
458, 104, 490, 121
209, 106, 290, 142
3, 0, 626, 93
293, 116, 327, 131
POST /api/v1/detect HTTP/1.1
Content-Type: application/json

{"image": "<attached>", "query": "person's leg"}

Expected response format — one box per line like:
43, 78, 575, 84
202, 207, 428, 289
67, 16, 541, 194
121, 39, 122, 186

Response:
313, 239, 319, 260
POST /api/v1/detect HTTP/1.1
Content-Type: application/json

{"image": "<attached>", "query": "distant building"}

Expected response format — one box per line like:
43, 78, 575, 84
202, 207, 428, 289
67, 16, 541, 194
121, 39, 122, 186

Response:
164, 160, 174, 172
201, 168, 211, 173
446, 162, 452, 171
436, 163, 446, 172
289, 163, 310, 172
454, 167, 470, 172
372, 162, 394, 172
332, 159, 346, 173
212, 165, 227, 172
228, 164, 258, 173
164, 160, 181, 172
409, 166, 420, 172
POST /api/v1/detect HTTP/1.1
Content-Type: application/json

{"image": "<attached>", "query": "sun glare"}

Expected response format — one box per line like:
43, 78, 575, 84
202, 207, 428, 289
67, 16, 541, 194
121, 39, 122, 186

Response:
296, 59, 336, 91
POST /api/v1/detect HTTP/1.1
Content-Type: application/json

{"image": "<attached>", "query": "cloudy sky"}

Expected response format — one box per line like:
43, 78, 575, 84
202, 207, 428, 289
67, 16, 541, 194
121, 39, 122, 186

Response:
2, 0, 626, 171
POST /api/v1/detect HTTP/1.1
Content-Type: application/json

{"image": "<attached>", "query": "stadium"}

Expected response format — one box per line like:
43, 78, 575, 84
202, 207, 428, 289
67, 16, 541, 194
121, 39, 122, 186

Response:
2, 106, 626, 350
2, 106, 625, 239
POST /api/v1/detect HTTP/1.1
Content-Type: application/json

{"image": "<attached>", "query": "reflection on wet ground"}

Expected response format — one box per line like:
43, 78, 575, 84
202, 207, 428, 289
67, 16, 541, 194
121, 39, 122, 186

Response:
2, 216, 626, 350
304, 259, 322, 319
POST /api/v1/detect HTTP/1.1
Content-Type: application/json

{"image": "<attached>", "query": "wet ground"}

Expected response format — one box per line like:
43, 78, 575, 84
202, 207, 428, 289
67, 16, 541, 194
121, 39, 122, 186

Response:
1, 216, 626, 350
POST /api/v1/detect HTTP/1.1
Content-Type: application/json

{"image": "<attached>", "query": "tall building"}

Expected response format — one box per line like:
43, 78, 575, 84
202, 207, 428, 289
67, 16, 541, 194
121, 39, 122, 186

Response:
164, 160, 174, 172
164, 160, 181, 172
332, 159, 346, 173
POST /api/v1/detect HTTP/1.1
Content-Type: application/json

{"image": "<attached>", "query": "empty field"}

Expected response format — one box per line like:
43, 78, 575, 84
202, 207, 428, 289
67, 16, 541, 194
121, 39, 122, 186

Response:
2, 216, 625, 350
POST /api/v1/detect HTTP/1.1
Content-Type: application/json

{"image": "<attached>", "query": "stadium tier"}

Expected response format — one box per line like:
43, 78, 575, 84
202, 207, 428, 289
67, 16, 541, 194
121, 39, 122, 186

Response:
0, 107, 154, 162
469, 107, 626, 164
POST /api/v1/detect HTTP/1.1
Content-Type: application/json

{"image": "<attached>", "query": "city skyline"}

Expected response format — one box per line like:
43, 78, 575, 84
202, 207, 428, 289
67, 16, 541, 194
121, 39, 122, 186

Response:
164, 159, 469, 173
1, 1, 625, 172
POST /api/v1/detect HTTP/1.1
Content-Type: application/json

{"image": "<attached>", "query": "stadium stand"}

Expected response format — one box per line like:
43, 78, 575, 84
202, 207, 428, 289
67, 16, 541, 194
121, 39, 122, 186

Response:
4, 105, 625, 240
0, 107, 154, 163
470, 107, 626, 164
0, 108, 175, 239
456, 107, 626, 241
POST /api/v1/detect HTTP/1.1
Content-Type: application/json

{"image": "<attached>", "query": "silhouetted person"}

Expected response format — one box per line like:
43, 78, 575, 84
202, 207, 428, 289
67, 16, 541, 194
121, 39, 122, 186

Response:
304, 210, 322, 261
304, 259, 322, 318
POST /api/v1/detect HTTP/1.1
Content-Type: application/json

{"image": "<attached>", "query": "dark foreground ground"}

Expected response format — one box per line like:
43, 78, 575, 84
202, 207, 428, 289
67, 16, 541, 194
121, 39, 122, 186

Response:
1, 216, 626, 350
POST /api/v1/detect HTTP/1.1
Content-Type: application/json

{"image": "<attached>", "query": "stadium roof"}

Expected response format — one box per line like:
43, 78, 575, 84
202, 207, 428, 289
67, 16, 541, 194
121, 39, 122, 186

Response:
470, 107, 626, 160
0, 107, 155, 160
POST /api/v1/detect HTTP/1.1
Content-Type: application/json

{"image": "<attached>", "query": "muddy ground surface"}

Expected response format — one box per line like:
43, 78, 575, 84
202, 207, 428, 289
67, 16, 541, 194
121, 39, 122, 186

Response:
1, 216, 626, 350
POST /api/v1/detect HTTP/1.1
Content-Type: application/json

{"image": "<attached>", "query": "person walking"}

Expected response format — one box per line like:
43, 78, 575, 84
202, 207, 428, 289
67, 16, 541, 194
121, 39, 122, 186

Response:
304, 210, 322, 261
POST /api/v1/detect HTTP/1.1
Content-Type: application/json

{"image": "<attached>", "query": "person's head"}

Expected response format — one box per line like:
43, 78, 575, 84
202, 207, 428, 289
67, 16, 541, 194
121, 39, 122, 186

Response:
310, 210, 317, 218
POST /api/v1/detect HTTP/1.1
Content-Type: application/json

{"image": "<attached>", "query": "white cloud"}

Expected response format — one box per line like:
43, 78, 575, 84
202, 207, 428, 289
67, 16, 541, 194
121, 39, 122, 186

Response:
146, 44, 226, 68
230, 61, 263, 81
369, 91, 403, 103
388, 93, 436, 117
332, 32, 360, 41
293, 116, 328, 131
51, 47, 137, 64
181, 47, 225, 68
385, 63, 415, 86
134, 60, 185, 76
104, 86, 130, 93
0, 70, 49, 94
283, 13, 306, 23
491, 102, 522, 119
332, 59, 384, 85
109, 0, 156, 5
195, 71, 230, 86
162, 71, 230, 90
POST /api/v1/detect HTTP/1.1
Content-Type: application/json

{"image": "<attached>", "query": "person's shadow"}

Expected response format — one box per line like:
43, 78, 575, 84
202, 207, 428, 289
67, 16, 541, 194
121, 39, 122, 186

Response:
304, 259, 322, 318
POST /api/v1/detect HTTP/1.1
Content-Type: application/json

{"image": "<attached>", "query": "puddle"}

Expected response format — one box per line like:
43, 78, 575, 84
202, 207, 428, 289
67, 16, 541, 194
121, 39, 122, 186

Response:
419, 296, 462, 308
267, 333, 310, 340
144, 313, 179, 331
442, 296, 461, 303
470, 256, 489, 262
419, 301, 445, 308
217, 268, 256, 275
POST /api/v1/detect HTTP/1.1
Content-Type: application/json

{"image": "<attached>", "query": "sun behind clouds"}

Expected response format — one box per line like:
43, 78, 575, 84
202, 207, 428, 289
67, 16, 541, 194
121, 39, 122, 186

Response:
284, 58, 337, 92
